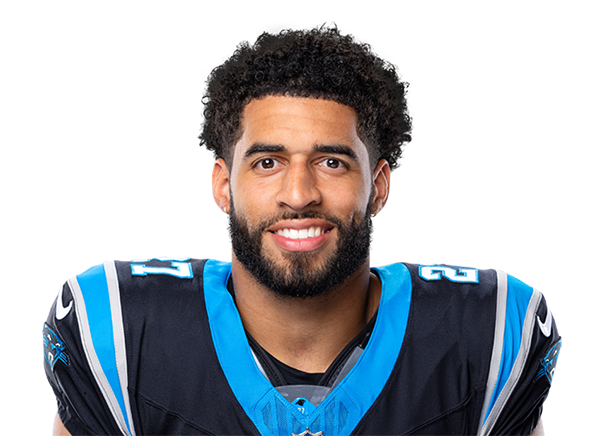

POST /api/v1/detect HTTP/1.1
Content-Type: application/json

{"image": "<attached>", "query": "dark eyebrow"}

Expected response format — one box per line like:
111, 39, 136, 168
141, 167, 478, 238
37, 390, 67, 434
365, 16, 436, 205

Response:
242, 142, 359, 161
243, 143, 285, 159
313, 144, 359, 161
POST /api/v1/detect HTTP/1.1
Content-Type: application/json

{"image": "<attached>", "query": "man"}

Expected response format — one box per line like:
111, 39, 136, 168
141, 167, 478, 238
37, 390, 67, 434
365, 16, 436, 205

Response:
44, 27, 560, 435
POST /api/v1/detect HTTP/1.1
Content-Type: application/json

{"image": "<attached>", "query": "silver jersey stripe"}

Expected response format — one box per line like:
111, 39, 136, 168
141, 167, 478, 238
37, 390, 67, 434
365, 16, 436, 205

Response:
479, 287, 542, 436
250, 348, 269, 380
68, 270, 133, 436
105, 261, 136, 436
477, 270, 507, 434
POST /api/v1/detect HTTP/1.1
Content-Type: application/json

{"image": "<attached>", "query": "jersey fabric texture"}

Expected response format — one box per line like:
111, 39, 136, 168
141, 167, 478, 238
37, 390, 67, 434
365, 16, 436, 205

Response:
43, 259, 560, 435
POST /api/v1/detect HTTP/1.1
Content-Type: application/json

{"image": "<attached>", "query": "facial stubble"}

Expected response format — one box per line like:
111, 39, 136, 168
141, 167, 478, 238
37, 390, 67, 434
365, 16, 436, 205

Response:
228, 198, 373, 299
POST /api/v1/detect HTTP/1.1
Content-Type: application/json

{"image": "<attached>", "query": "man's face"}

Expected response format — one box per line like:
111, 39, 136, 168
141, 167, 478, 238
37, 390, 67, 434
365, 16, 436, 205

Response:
213, 96, 389, 298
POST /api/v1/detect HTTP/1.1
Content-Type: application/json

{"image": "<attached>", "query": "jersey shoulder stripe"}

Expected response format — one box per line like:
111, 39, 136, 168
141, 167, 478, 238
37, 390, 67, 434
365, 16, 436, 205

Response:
411, 264, 548, 435
68, 261, 136, 436
478, 271, 541, 435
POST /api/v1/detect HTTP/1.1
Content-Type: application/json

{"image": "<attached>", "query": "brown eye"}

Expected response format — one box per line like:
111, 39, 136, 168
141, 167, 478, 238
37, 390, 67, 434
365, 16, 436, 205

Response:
260, 158, 275, 169
254, 157, 282, 172
316, 157, 348, 172
326, 159, 340, 168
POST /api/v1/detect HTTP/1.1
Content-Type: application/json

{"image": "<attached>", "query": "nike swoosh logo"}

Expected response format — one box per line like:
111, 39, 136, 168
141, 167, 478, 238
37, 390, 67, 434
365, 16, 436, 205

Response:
56, 286, 73, 320
537, 309, 553, 337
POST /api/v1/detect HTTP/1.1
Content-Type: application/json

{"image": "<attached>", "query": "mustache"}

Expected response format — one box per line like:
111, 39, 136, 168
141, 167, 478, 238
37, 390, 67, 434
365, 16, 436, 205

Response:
235, 210, 345, 234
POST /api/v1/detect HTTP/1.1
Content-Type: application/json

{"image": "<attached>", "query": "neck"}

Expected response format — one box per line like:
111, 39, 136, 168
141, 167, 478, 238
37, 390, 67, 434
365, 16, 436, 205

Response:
231, 255, 381, 373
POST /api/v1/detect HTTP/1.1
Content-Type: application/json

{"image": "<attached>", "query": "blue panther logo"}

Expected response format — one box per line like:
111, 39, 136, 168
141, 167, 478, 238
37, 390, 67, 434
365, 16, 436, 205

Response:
43, 324, 68, 370
535, 339, 561, 384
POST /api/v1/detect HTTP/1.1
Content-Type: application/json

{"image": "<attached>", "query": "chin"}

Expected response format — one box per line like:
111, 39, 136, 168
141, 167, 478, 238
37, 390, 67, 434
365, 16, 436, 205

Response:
228, 201, 373, 299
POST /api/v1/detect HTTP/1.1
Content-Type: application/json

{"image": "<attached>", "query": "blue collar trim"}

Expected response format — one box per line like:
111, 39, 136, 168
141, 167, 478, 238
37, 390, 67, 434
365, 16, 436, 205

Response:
203, 260, 412, 436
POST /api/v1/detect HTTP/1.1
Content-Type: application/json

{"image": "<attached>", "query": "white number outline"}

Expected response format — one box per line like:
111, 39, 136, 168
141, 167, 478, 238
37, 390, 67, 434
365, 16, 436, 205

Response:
130, 258, 193, 278
419, 265, 479, 283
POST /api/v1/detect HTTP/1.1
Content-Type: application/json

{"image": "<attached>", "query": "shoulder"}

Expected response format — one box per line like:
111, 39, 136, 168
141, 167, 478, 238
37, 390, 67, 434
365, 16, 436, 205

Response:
377, 261, 560, 386
374, 262, 560, 435
377, 262, 501, 311
386, 262, 545, 309
43, 257, 232, 436
112, 257, 208, 287
43, 257, 212, 394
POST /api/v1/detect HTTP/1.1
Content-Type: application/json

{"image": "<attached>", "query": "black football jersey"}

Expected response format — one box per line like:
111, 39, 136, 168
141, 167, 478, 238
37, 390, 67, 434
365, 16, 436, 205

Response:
43, 259, 560, 435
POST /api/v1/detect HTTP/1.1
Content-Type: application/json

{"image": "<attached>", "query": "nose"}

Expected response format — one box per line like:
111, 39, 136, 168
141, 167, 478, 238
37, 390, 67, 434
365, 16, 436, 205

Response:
275, 160, 322, 211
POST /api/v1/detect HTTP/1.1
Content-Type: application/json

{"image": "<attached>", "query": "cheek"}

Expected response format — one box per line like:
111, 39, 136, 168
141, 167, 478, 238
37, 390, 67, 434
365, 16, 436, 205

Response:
232, 180, 273, 212
326, 188, 371, 219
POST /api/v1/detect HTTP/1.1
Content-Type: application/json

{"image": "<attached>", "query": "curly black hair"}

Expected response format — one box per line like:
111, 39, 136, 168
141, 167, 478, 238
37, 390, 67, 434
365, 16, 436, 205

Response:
200, 25, 411, 170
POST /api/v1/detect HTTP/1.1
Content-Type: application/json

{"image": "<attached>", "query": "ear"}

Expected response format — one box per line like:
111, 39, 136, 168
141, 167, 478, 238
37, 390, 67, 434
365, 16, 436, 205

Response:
212, 158, 231, 214
371, 159, 390, 216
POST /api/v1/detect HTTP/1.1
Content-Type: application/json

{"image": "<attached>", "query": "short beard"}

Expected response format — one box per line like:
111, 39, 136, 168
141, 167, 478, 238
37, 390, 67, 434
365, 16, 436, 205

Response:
228, 201, 373, 299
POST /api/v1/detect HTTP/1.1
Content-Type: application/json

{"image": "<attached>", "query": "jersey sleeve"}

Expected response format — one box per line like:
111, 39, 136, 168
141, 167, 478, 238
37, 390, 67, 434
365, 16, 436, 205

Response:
43, 263, 135, 436
479, 273, 561, 435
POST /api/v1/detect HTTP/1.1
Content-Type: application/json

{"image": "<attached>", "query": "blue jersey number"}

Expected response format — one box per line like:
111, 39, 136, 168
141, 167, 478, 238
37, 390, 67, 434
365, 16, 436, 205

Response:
130, 258, 194, 278
419, 265, 479, 283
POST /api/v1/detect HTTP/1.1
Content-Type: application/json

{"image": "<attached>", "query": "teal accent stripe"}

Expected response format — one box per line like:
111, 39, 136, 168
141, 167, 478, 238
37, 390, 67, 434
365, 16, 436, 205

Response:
202, 261, 274, 419
334, 263, 412, 418
76, 264, 132, 434
203, 260, 412, 436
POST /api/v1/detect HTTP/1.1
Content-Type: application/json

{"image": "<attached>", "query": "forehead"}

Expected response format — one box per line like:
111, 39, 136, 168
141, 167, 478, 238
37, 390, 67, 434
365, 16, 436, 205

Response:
234, 96, 367, 160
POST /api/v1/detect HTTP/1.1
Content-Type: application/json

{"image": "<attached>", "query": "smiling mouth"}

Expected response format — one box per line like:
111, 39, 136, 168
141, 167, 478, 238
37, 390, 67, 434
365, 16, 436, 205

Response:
272, 226, 332, 239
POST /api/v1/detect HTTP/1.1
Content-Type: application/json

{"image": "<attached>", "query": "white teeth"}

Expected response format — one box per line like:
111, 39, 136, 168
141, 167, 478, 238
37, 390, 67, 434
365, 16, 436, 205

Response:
276, 226, 323, 239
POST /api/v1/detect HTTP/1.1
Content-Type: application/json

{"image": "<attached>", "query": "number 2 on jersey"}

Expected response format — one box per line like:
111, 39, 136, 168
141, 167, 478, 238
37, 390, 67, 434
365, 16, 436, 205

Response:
419, 265, 479, 283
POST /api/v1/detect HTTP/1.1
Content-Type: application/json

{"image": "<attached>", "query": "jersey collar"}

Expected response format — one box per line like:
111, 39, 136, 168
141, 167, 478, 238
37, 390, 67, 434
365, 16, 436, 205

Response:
202, 260, 412, 436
